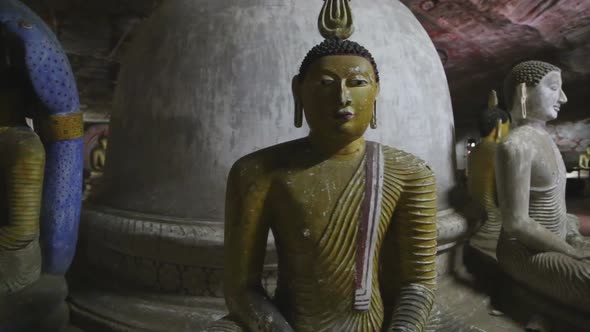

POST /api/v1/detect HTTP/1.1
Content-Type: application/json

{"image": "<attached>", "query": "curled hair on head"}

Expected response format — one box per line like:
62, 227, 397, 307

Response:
298, 38, 379, 82
477, 106, 511, 138
503, 60, 560, 108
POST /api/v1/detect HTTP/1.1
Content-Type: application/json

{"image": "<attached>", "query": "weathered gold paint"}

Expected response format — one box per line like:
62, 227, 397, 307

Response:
36, 111, 84, 141
208, 56, 437, 332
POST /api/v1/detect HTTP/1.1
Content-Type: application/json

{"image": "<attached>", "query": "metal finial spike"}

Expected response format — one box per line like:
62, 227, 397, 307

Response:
488, 90, 498, 109
318, 0, 354, 40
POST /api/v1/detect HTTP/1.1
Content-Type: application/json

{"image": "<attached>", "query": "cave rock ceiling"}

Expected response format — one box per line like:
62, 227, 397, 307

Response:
401, 0, 590, 122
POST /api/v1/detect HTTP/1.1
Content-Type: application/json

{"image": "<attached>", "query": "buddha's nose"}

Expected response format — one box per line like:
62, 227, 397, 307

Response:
558, 89, 568, 104
339, 82, 352, 106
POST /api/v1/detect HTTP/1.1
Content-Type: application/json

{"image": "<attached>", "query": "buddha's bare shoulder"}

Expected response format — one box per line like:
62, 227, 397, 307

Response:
0, 126, 44, 157
497, 127, 537, 159
228, 138, 308, 180
504, 125, 541, 143
381, 144, 433, 176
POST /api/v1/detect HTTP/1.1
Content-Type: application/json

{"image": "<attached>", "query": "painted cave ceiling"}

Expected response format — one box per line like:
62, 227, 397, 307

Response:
400, 0, 590, 126
22, 0, 590, 126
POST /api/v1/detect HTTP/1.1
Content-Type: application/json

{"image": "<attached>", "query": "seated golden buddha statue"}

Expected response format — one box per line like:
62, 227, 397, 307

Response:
0, 67, 45, 295
467, 91, 510, 259
496, 61, 590, 314
206, 1, 437, 331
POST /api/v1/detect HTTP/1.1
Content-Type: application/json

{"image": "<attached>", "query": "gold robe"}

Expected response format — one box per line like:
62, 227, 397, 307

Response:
208, 143, 437, 332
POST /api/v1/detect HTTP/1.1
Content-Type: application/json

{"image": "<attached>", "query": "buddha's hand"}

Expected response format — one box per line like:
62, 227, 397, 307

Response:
573, 248, 590, 261
568, 235, 590, 250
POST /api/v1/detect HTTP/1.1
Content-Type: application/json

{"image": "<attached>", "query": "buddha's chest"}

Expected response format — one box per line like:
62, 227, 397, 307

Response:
530, 136, 566, 189
270, 161, 363, 246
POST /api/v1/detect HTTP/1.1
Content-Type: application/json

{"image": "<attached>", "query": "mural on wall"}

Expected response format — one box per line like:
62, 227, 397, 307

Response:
547, 118, 590, 168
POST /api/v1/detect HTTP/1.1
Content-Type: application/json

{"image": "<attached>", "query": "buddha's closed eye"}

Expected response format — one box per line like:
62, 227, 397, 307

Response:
320, 78, 336, 85
349, 79, 368, 87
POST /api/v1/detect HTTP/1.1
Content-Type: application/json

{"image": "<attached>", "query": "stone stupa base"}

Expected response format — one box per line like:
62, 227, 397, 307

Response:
69, 289, 226, 332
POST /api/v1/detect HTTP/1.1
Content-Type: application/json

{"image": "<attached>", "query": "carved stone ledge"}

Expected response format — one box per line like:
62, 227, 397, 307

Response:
70, 290, 226, 332
78, 204, 277, 297
78, 204, 467, 295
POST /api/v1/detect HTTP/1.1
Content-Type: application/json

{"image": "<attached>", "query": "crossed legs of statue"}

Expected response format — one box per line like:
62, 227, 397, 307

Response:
203, 306, 481, 332
497, 233, 590, 314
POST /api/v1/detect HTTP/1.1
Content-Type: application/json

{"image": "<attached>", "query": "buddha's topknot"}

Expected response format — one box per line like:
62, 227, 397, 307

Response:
299, 39, 379, 82
503, 60, 560, 107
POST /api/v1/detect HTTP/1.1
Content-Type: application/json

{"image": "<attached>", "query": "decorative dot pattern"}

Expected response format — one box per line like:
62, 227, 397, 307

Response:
2, 0, 83, 275
41, 139, 83, 274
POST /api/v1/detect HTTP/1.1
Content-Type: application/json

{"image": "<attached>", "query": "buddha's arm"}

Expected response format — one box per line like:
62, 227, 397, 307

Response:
387, 165, 437, 332
223, 160, 293, 332
496, 142, 579, 257
0, 133, 45, 251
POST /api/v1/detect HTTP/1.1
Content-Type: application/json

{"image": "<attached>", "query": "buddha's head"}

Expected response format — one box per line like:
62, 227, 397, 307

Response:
478, 106, 510, 142
292, 38, 380, 142
504, 61, 567, 123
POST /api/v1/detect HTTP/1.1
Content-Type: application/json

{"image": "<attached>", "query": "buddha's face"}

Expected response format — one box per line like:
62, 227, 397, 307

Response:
525, 71, 567, 121
296, 55, 379, 141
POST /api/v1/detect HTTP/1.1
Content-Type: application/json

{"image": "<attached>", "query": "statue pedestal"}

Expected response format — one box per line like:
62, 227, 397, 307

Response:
0, 275, 68, 332
68, 204, 276, 331
70, 290, 226, 332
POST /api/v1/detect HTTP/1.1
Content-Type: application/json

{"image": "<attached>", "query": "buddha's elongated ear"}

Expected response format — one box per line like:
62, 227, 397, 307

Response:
519, 83, 527, 119
292, 75, 303, 128
511, 82, 527, 120
292, 75, 301, 101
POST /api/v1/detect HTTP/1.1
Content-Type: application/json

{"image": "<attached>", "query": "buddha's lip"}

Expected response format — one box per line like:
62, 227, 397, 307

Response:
335, 107, 355, 120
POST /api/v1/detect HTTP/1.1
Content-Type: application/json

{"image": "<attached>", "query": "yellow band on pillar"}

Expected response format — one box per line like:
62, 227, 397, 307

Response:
37, 112, 84, 141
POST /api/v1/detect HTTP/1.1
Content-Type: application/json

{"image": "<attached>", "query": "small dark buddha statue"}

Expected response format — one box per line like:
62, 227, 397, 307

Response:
206, 1, 437, 331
